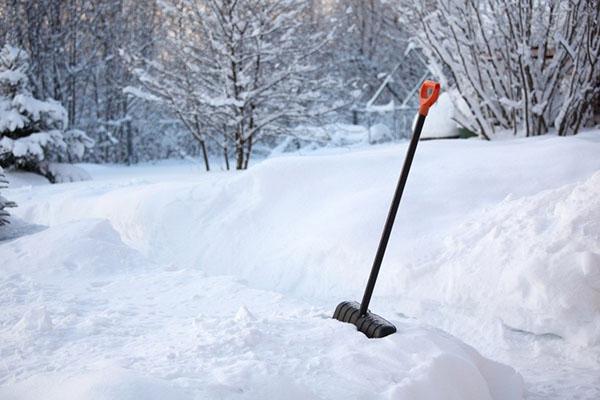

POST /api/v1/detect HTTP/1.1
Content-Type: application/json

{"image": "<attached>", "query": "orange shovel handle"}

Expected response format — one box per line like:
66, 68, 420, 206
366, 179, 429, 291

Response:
418, 80, 441, 116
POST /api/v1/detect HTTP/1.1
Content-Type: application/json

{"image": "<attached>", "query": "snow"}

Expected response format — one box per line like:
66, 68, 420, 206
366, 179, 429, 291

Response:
1, 367, 191, 400
273, 124, 372, 153
2, 129, 600, 398
365, 100, 395, 113
420, 92, 459, 139
64, 129, 95, 159
0, 218, 522, 400
12, 94, 67, 129
369, 123, 393, 143
4, 171, 50, 188
47, 163, 92, 183
123, 86, 163, 103
427, 172, 600, 346
0, 69, 28, 86
2, 131, 64, 159
0, 98, 28, 132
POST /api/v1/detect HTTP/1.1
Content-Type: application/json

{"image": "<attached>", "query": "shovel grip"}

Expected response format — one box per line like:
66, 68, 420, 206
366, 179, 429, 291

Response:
418, 80, 441, 116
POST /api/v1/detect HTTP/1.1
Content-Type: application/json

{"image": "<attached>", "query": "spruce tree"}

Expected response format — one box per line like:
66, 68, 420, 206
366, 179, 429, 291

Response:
0, 166, 15, 225
0, 45, 93, 182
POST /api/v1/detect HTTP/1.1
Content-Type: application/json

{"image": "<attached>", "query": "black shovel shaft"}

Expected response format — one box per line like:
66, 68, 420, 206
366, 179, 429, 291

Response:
359, 114, 427, 315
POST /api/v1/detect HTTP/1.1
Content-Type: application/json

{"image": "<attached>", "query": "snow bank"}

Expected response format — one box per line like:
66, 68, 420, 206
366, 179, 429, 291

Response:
0, 269, 522, 400
0, 320, 523, 399
369, 123, 394, 143
0, 223, 522, 400
0, 367, 191, 400
47, 163, 92, 183
1, 219, 147, 279
3, 131, 600, 397
7, 134, 600, 348
4, 170, 49, 187
420, 92, 459, 139
418, 171, 600, 346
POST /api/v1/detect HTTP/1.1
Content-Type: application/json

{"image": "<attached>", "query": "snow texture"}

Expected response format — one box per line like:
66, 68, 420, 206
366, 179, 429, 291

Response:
0, 218, 522, 400
427, 172, 600, 346
3, 130, 600, 398
369, 123, 394, 143
47, 163, 92, 183
420, 92, 459, 139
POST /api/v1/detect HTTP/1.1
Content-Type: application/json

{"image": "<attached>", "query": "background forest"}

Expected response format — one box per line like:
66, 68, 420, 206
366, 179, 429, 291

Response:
0, 0, 598, 174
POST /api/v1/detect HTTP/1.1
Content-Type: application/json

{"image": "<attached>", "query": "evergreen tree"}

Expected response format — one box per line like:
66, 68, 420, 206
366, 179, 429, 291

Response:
0, 45, 93, 182
0, 165, 15, 226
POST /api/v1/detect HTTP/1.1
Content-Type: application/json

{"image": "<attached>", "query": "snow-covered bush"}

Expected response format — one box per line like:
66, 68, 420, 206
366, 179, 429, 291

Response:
405, 0, 599, 139
0, 166, 15, 225
46, 163, 92, 183
0, 45, 93, 182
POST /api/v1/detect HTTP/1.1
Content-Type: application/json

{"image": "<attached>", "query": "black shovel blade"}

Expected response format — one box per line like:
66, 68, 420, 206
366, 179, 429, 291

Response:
333, 301, 396, 339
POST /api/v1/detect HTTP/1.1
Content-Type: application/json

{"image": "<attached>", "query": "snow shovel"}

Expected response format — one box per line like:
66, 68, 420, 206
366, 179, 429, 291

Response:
333, 80, 441, 339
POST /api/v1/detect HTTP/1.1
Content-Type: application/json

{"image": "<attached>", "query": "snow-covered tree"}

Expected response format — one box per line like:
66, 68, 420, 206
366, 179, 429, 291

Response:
0, 45, 93, 181
131, 0, 336, 170
0, 0, 166, 165
403, 0, 600, 138
0, 165, 15, 226
326, 0, 422, 109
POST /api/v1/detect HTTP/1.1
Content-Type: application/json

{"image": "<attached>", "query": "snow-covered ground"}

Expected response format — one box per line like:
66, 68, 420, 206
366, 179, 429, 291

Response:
2, 130, 600, 399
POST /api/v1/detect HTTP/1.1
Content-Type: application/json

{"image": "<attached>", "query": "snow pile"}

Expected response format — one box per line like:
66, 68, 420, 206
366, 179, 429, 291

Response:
369, 123, 393, 143
8, 134, 600, 324
0, 222, 523, 400
0, 310, 523, 400
46, 163, 92, 183
11, 307, 54, 335
4, 131, 600, 398
0, 367, 191, 400
1, 219, 147, 279
4, 170, 50, 187
421, 171, 600, 346
420, 92, 459, 139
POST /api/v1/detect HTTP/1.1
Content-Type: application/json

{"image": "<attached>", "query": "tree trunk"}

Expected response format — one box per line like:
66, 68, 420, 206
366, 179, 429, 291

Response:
223, 145, 230, 171
126, 121, 133, 166
235, 140, 245, 170
243, 135, 253, 170
200, 139, 210, 171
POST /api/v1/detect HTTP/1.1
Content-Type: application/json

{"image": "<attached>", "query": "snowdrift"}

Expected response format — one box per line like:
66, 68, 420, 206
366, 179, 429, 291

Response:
4, 131, 600, 398
1, 220, 522, 400
420, 171, 600, 346
1, 219, 148, 279
7, 133, 600, 348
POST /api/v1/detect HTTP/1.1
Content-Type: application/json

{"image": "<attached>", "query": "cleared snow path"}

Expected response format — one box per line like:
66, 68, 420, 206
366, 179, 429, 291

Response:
3, 131, 600, 398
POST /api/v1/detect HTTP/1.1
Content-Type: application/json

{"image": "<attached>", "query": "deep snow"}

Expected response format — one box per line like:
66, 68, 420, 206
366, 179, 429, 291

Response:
0, 217, 522, 400
2, 130, 600, 399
